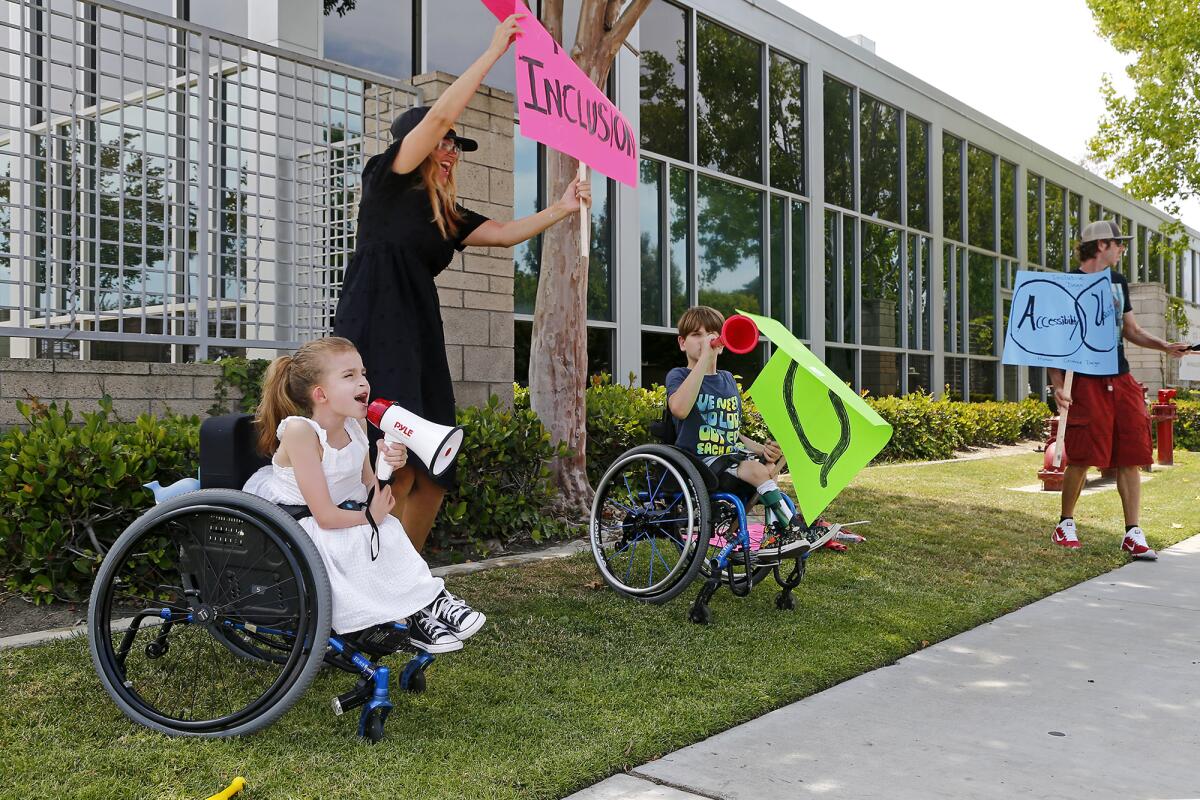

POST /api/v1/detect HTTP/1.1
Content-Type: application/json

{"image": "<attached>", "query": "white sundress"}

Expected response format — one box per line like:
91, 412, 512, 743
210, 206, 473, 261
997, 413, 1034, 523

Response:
243, 415, 444, 634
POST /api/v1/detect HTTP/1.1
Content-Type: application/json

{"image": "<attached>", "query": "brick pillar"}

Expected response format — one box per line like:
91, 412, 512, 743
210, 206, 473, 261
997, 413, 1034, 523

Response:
410, 72, 516, 410
1128, 283, 1169, 392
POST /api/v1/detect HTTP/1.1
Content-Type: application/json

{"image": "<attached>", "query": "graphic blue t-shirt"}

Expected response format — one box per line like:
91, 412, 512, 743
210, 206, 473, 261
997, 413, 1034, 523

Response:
664, 367, 742, 457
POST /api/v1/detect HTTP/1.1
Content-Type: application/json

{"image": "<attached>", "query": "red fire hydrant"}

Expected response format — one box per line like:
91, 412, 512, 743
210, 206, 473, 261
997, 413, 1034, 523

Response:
1152, 388, 1178, 466
1038, 414, 1065, 491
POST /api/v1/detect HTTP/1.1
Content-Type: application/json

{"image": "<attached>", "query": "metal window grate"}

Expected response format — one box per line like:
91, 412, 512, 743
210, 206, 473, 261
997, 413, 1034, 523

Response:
0, 0, 418, 360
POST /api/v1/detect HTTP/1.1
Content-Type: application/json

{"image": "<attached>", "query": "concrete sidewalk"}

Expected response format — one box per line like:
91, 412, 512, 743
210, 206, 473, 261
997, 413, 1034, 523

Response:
568, 535, 1200, 800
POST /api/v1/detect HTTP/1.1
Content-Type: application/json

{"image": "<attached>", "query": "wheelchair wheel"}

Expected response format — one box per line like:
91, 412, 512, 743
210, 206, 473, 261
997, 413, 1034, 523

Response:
590, 445, 710, 604
88, 489, 332, 738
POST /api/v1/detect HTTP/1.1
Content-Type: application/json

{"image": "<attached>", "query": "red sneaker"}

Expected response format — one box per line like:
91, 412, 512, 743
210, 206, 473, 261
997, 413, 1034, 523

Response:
1052, 519, 1081, 549
1121, 527, 1158, 561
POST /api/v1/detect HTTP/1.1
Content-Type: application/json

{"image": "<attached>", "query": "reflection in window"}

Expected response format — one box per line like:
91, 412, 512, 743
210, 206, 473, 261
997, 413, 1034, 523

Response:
966, 145, 994, 251
943, 133, 962, 242
843, 216, 856, 343
639, 0, 689, 161
969, 359, 997, 401
1149, 232, 1164, 284
1137, 224, 1148, 281
770, 196, 785, 324
323, 0, 413, 78
697, 19, 761, 181
1026, 172, 1042, 265
513, 133, 541, 314
792, 202, 808, 338
1045, 182, 1065, 270
1120, 217, 1133, 278
824, 77, 854, 210
669, 167, 692, 321
1068, 192, 1082, 269
859, 95, 900, 223
588, 172, 613, 320
697, 175, 762, 315
642, 330, 682, 388
1004, 365, 1019, 402
769, 52, 805, 195
426, 0, 515, 92
947, 357, 966, 400
907, 233, 930, 350
860, 222, 900, 347
825, 346, 855, 386
944, 244, 961, 353
640, 158, 664, 326
908, 354, 931, 394
968, 251, 996, 356
906, 116, 929, 231
862, 350, 901, 397
1000, 160, 1016, 257
825, 210, 838, 341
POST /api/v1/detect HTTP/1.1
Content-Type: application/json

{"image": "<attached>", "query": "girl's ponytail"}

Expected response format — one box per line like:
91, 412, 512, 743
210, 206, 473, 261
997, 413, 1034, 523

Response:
255, 354, 301, 456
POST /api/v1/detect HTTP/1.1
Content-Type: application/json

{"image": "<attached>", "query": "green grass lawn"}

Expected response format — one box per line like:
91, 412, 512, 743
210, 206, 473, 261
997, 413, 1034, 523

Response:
3, 451, 1198, 799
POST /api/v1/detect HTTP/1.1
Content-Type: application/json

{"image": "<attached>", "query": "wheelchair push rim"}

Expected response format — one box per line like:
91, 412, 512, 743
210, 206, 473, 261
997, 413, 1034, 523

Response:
88, 490, 330, 737
590, 447, 710, 601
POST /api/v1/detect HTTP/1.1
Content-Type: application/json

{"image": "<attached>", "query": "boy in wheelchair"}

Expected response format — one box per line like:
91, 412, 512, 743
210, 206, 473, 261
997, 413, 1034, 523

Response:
244, 337, 484, 655
666, 306, 837, 556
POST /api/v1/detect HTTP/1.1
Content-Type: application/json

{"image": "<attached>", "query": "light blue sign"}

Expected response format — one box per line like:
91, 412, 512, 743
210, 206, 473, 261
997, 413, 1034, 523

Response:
1002, 269, 1120, 374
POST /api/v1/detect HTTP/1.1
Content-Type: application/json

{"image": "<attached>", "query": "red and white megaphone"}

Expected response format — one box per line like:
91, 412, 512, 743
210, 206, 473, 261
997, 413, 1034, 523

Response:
709, 314, 759, 354
366, 399, 464, 481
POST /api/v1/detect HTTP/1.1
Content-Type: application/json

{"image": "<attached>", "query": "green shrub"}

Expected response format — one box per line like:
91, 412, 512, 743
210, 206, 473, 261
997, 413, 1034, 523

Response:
209, 356, 269, 415
434, 395, 573, 554
1173, 399, 1200, 451
0, 398, 199, 603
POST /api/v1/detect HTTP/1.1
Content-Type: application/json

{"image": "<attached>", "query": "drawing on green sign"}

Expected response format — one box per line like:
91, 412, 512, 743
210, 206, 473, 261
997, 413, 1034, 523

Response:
782, 360, 851, 487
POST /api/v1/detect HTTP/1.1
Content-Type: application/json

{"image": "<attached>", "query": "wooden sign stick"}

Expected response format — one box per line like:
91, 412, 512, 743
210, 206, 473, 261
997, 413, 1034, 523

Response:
1052, 369, 1074, 469
578, 162, 590, 259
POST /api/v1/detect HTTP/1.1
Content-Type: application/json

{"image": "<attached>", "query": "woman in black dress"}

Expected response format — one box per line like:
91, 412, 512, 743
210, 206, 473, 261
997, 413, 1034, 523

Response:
334, 13, 590, 552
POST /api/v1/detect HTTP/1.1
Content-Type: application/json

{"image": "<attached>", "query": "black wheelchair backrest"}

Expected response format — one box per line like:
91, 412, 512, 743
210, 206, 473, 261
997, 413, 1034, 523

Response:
200, 414, 270, 490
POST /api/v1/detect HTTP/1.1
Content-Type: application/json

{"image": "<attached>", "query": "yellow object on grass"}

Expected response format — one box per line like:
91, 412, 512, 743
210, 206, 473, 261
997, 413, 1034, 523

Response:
205, 777, 246, 800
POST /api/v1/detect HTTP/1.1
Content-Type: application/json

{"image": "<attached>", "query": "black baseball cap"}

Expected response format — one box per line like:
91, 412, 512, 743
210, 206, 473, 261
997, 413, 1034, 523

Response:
389, 106, 478, 152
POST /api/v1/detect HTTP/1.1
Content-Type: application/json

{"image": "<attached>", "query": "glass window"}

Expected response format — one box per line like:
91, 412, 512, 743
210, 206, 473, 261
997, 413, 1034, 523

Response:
588, 172, 613, 320
907, 233, 930, 350
1149, 231, 1164, 284
642, 331, 681, 388
426, 0, 515, 92
640, 158, 664, 326
1045, 182, 1065, 270
770, 196, 786, 324
824, 209, 838, 340
1000, 160, 1016, 257
1089, 200, 1102, 222
843, 215, 856, 343
859, 94, 901, 223
639, 0, 689, 161
862, 351, 901, 397
791, 201, 808, 338
326, 0, 415, 77
1068, 192, 1082, 269
966, 145, 994, 251
968, 251, 996, 356
513, 134, 540, 315
1137, 224, 1148, 281
588, 327, 614, 379
825, 347, 855, 386
1120, 217, 1133, 278
947, 357, 966, 400
908, 354, 931, 394
514, 320, 532, 385
1004, 364, 1020, 402
697, 174, 762, 316
697, 18, 761, 181
823, 77, 854, 210
906, 115, 929, 232
769, 52, 805, 195
860, 221, 901, 347
969, 360, 997, 401
669, 167, 692, 322
944, 244, 963, 353
1026, 172, 1042, 266
943, 133, 962, 242
189, 0, 247, 35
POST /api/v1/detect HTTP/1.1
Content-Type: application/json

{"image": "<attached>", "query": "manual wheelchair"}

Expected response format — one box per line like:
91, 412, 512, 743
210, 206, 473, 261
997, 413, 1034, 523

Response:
589, 414, 824, 624
87, 414, 433, 743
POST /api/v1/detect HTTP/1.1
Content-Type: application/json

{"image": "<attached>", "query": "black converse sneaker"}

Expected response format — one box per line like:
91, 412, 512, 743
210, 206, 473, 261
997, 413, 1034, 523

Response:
425, 589, 486, 640
407, 611, 462, 654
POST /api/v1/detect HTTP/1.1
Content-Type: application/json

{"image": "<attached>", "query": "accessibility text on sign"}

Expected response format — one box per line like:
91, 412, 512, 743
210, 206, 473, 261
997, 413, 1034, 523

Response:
1001, 269, 1120, 374
480, 0, 638, 186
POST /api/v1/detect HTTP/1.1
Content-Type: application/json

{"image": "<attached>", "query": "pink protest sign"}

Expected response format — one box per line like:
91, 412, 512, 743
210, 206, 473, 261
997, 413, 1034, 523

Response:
480, 0, 637, 186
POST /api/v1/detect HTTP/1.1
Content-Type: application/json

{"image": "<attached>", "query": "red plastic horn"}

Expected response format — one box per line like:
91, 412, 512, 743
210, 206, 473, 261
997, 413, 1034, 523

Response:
710, 314, 759, 354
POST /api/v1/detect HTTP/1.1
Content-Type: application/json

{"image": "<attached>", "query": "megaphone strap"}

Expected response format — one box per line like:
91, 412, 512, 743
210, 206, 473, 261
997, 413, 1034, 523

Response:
364, 486, 381, 562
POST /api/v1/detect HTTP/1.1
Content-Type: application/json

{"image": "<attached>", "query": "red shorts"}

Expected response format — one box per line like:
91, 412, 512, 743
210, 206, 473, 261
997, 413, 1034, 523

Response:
1063, 372, 1152, 468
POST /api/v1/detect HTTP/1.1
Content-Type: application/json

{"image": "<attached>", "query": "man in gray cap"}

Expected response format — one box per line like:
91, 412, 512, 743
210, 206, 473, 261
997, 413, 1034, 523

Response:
1050, 220, 1191, 559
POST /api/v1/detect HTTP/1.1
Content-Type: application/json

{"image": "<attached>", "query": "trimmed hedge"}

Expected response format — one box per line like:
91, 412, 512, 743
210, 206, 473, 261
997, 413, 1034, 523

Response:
1173, 399, 1200, 451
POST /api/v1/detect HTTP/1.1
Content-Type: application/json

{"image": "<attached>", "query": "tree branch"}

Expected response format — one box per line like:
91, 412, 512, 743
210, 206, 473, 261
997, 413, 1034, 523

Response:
541, 0, 564, 45
599, 0, 651, 64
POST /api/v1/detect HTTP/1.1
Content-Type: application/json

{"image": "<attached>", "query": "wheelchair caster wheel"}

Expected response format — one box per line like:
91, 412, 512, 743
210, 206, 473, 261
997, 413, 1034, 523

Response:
688, 604, 711, 625
402, 670, 426, 694
145, 641, 169, 659
363, 708, 387, 744
775, 592, 795, 611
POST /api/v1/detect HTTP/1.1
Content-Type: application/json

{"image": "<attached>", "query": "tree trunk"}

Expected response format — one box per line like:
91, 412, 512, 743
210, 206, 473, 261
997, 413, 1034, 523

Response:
528, 0, 651, 517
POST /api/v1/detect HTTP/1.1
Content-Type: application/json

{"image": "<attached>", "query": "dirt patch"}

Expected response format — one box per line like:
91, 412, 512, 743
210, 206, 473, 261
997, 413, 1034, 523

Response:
0, 591, 88, 639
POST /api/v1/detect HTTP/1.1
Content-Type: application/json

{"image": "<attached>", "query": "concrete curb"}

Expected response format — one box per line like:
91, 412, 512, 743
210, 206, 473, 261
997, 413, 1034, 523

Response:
0, 538, 590, 652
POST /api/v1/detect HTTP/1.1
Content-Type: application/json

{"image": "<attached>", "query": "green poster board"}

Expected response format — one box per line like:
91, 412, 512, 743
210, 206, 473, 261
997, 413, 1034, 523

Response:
741, 311, 893, 521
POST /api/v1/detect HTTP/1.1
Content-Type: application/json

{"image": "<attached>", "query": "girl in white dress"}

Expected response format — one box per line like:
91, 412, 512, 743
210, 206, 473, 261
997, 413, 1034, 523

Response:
242, 336, 484, 653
